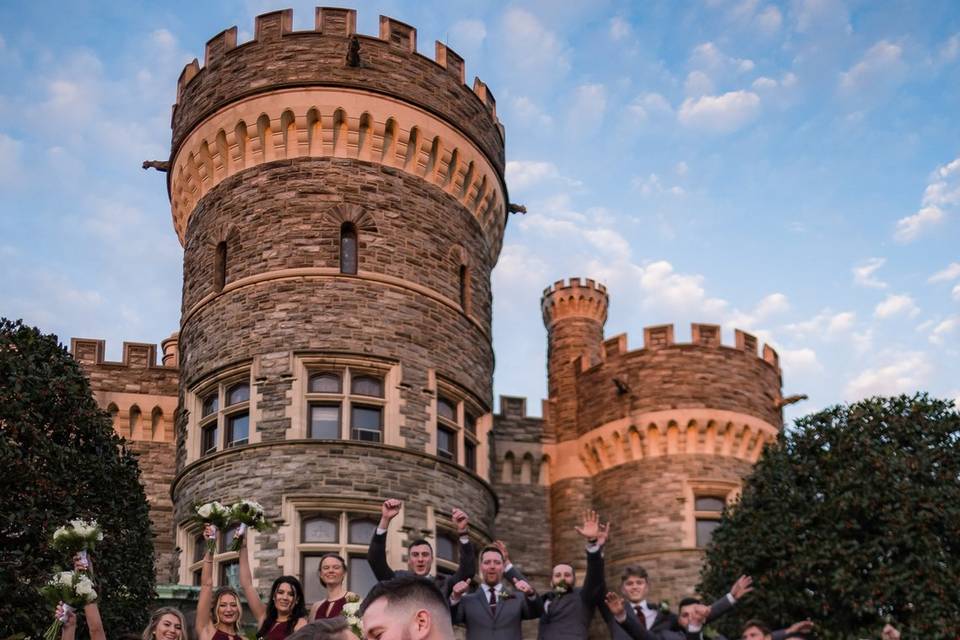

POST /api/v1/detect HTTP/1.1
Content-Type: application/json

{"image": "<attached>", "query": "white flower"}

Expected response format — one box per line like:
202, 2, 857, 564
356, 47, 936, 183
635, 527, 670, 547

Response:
75, 576, 96, 598
197, 504, 213, 518
54, 571, 73, 587
53, 527, 68, 540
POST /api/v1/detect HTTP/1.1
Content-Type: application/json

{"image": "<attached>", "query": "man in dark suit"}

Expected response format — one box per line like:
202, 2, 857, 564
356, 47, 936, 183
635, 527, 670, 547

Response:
358, 574, 456, 640
599, 567, 753, 640
449, 546, 543, 640
740, 618, 815, 640
368, 498, 476, 597
503, 511, 609, 640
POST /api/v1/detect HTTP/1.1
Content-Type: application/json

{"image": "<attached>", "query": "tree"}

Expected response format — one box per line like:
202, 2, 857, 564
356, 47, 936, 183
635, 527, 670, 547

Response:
698, 394, 960, 639
0, 319, 154, 637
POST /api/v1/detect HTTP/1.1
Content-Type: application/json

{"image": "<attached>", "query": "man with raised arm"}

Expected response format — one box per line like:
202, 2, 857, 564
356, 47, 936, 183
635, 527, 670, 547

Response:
598, 568, 754, 640
502, 511, 609, 640
449, 544, 543, 640
368, 499, 475, 597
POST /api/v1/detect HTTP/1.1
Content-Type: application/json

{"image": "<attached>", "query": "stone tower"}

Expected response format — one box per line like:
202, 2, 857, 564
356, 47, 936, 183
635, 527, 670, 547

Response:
165, 8, 506, 597
493, 278, 785, 605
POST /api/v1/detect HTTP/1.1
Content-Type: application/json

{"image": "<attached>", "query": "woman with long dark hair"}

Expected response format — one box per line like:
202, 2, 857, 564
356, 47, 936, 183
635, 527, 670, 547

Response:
238, 529, 307, 638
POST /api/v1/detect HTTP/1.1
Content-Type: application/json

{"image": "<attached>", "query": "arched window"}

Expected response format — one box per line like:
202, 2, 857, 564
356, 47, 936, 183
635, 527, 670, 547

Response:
340, 223, 357, 275
459, 264, 470, 312
214, 241, 227, 291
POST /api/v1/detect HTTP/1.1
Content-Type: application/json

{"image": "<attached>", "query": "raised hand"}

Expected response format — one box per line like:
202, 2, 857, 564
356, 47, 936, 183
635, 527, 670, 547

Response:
379, 499, 402, 528
203, 523, 217, 540
689, 604, 709, 626
604, 592, 625, 617
73, 552, 92, 573
452, 508, 469, 535
574, 510, 601, 540
512, 577, 535, 596
597, 521, 611, 547
451, 579, 471, 603
881, 624, 900, 640
493, 539, 510, 565
785, 621, 814, 635
56, 602, 77, 627
730, 574, 754, 600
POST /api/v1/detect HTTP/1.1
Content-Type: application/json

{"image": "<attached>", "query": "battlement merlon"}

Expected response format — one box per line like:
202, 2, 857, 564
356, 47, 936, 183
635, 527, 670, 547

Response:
70, 338, 180, 370
576, 323, 781, 373
173, 8, 501, 135
541, 277, 610, 329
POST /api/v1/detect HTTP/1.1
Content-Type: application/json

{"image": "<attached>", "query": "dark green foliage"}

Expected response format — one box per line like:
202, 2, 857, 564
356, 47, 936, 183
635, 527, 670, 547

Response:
0, 319, 154, 637
698, 394, 960, 639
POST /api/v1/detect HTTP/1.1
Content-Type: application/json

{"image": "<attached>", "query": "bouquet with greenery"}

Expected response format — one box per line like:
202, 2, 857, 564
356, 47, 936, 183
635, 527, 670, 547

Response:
189, 501, 231, 554
39, 571, 97, 640
51, 519, 102, 573
343, 592, 362, 639
229, 499, 274, 551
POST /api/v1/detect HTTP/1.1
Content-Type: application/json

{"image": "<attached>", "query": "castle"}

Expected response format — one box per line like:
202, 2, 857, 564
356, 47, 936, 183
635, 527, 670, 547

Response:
69, 7, 786, 624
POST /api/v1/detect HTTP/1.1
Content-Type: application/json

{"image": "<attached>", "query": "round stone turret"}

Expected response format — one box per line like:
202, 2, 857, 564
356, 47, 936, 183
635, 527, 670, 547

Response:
166, 8, 505, 596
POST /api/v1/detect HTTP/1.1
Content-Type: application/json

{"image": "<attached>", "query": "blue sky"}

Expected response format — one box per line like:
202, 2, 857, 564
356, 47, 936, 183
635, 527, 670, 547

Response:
1, 0, 958, 424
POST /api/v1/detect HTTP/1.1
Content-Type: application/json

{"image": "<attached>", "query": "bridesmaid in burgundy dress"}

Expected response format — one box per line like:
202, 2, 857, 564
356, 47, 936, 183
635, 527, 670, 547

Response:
237, 531, 307, 639
197, 525, 245, 640
308, 553, 357, 620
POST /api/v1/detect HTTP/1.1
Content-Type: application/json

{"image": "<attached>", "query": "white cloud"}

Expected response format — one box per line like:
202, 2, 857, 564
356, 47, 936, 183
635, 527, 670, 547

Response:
677, 90, 761, 133
690, 42, 754, 75
874, 294, 919, 319
752, 76, 778, 90
632, 173, 684, 197
492, 243, 549, 296
726, 292, 790, 330
929, 317, 959, 345
895, 156, 959, 242
609, 16, 631, 41
627, 92, 673, 121
780, 347, 822, 373
684, 70, 715, 97
512, 96, 553, 127
501, 8, 570, 77
852, 257, 887, 289
940, 33, 960, 63
895, 206, 945, 242
634, 260, 729, 316
449, 19, 487, 51
929, 262, 960, 283
755, 5, 783, 34
845, 352, 932, 400
954, 284, 960, 301
794, 0, 852, 34
506, 161, 560, 190
839, 40, 906, 94
0, 133, 23, 186
675, 161, 689, 176
784, 309, 857, 338
568, 83, 607, 126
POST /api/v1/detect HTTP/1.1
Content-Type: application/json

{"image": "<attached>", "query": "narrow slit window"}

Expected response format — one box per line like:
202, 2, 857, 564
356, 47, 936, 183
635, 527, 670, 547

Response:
340, 223, 358, 275
214, 241, 227, 291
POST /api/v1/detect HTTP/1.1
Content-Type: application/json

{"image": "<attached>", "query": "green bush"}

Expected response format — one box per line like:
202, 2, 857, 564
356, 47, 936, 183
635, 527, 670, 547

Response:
0, 319, 155, 637
698, 394, 960, 639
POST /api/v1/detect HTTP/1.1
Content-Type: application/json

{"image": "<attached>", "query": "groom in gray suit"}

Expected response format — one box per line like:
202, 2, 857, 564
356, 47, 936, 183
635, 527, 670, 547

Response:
503, 511, 609, 640
449, 545, 543, 640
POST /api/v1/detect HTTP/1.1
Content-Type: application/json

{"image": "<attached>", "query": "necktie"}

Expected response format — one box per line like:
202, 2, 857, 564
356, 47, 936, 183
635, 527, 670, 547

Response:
489, 587, 497, 614
634, 606, 647, 629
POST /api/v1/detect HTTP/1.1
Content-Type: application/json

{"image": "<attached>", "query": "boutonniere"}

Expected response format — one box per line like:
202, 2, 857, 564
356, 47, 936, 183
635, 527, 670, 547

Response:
659, 600, 671, 614
497, 588, 516, 601
552, 582, 570, 596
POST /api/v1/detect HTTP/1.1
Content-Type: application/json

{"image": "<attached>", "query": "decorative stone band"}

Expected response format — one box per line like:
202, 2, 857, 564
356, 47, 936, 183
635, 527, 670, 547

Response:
179, 267, 492, 343
170, 88, 506, 261
537, 409, 780, 483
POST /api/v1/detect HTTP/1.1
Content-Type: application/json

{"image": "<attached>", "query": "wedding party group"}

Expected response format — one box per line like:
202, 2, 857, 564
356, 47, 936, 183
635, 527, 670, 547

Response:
46, 501, 902, 640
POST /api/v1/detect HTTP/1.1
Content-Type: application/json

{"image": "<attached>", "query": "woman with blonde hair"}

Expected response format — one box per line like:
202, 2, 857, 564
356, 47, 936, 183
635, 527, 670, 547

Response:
141, 608, 188, 640
197, 524, 245, 640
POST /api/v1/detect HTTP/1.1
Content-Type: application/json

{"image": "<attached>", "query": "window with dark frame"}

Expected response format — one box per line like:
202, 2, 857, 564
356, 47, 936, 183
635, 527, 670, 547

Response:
694, 496, 726, 547
305, 369, 385, 442
214, 241, 227, 291
298, 513, 378, 605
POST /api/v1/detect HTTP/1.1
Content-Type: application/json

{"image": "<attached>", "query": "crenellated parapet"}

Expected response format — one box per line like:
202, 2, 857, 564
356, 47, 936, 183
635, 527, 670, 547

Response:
168, 8, 506, 260
71, 338, 178, 370
540, 277, 609, 328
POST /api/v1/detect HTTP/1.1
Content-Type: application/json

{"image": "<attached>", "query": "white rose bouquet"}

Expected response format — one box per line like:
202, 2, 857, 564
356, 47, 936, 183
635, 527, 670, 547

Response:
51, 519, 103, 574
228, 499, 274, 551
189, 501, 232, 554
343, 592, 362, 638
40, 571, 97, 640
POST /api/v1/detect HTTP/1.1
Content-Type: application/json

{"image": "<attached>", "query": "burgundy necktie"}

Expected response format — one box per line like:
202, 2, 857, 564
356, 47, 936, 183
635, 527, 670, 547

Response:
489, 587, 497, 614
634, 606, 647, 629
